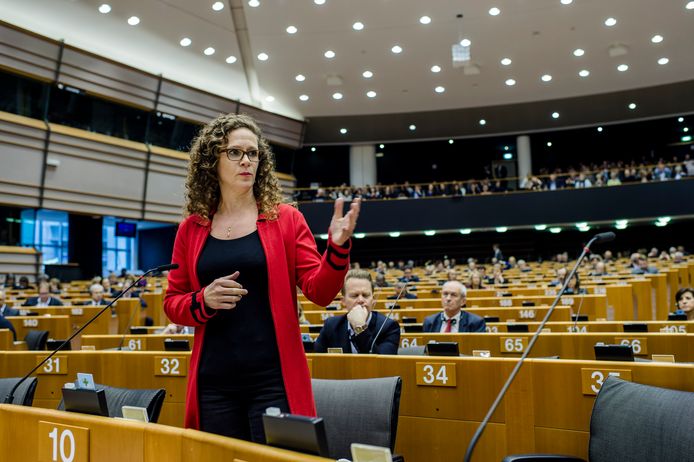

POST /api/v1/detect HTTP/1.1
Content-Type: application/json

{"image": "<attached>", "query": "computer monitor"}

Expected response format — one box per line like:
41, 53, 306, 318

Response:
308, 325, 323, 334
62, 388, 109, 417
263, 412, 329, 457
425, 342, 459, 357
507, 324, 529, 333
623, 323, 648, 333
46, 340, 71, 351
668, 313, 687, 321
484, 316, 500, 323
129, 327, 148, 335
594, 344, 634, 362
164, 339, 190, 351
303, 340, 315, 353
571, 314, 589, 322
401, 317, 417, 324
403, 324, 423, 333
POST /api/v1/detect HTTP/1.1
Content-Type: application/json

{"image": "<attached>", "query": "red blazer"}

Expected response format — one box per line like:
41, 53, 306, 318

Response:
164, 204, 350, 429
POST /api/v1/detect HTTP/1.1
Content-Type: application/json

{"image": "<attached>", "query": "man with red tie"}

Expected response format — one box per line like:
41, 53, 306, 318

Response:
422, 281, 486, 333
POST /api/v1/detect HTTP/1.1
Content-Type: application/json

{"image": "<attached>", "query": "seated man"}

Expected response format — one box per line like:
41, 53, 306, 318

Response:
0, 313, 16, 341
82, 283, 108, 306
387, 281, 417, 299
0, 290, 20, 317
374, 273, 390, 288
23, 282, 63, 307
398, 267, 420, 283
314, 269, 400, 354
631, 257, 659, 274
423, 281, 486, 333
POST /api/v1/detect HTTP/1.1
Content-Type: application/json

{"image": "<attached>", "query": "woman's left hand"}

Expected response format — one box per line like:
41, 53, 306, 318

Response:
329, 198, 361, 246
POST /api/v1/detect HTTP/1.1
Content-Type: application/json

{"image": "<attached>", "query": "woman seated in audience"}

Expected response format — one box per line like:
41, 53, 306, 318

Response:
674, 288, 694, 321
48, 277, 62, 294
564, 273, 587, 295
467, 271, 484, 290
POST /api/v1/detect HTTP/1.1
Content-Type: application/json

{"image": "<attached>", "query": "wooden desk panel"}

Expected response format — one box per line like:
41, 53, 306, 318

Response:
7, 315, 71, 340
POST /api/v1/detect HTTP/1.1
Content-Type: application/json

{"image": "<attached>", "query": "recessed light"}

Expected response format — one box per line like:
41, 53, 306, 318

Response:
651, 34, 663, 43
352, 21, 364, 31
434, 86, 445, 93
419, 16, 432, 25
547, 141, 553, 147
225, 55, 237, 64
504, 145, 509, 151
560, 0, 573, 4
295, 74, 306, 82
430, 65, 441, 73
389, 232, 401, 238
127, 16, 140, 26
449, 139, 454, 144
604, 17, 617, 27
424, 230, 436, 236
617, 64, 629, 72
534, 224, 547, 230
257, 52, 269, 61
379, 144, 385, 149
248, 0, 260, 6
541, 74, 552, 82
489, 7, 501, 16
597, 126, 604, 132
286, 25, 298, 34
366, 90, 377, 98
314, 0, 326, 4
204, 47, 215, 56
552, 112, 560, 119
362, 70, 373, 78
212, 2, 224, 11
391, 45, 403, 54
579, 69, 590, 77
500, 57, 512, 66
310, 147, 316, 152
409, 124, 416, 131
460, 228, 472, 234
687, 1, 694, 9
505, 78, 516, 86
324, 50, 335, 58
332, 92, 343, 100
628, 103, 637, 110
460, 39, 471, 47
180, 37, 192, 47
265, 95, 275, 102
658, 57, 669, 65
496, 227, 508, 233
479, 119, 487, 125
684, 127, 690, 132
299, 94, 309, 101
98, 4, 111, 14
339, 128, 347, 134
573, 48, 585, 57
678, 117, 684, 122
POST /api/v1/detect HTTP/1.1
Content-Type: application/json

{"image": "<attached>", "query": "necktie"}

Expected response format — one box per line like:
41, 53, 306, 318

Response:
444, 318, 452, 333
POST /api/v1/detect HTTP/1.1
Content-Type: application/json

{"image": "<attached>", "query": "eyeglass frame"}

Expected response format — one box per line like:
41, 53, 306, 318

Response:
220, 147, 264, 162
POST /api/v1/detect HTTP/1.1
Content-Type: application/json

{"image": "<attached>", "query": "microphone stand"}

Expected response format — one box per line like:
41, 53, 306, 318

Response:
463, 233, 614, 462
3, 263, 178, 404
369, 278, 412, 353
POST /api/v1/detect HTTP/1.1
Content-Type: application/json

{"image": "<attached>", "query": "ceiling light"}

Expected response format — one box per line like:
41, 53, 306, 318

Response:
460, 229, 472, 234
655, 221, 668, 227
573, 48, 585, 57
354, 233, 366, 239
460, 39, 471, 47
505, 78, 516, 86
212, 2, 224, 11
575, 222, 588, 228
310, 147, 316, 152
98, 4, 111, 14
389, 232, 401, 238
578, 225, 591, 232
203, 47, 215, 56
379, 144, 385, 149
339, 128, 348, 134
314, 0, 325, 4
534, 224, 547, 230
683, 135, 693, 142
430, 65, 441, 73
362, 70, 373, 78
500, 58, 512, 66
127, 16, 140, 26
615, 219, 628, 227
434, 86, 445, 93
496, 227, 508, 233
352, 22, 364, 31
579, 69, 590, 77
658, 57, 669, 65
448, 139, 454, 144
225, 55, 237, 64
248, 0, 260, 6
479, 119, 487, 125
419, 16, 432, 25
180, 37, 192, 47
366, 90, 377, 98
295, 74, 305, 82
628, 103, 637, 110
265, 95, 274, 102
424, 230, 436, 236
324, 50, 335, 58
489, 7, 501, 16
597, 126, 603, 132
257, 52, 269, 61
604, 17, 617, 27
684, 127, 690, 132
503, 153, 513, 160
561, 0, 573, 4
687, 1, 694, 9
409, 124, 416, 131
678, 117, 684, 122
299, 94, 309, 101
286, 25, 298, 34
651, 34, 663, 43
547, 141, 553, 147
391, 45, 403, 54
617, 64, 629, 72
504, 145, 509, 151
657, 216, 671, 224
552, 112, 560, 119
541, 74, 552, 82
549, 227, 562, 234
332, 92, 343, 100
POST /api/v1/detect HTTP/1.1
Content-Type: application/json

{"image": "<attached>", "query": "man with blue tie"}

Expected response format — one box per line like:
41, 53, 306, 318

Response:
422, 281, 486, 333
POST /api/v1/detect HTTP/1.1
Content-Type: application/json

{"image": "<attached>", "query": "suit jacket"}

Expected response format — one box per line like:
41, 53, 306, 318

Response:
23, 297, 63, 307
81, 299, 109, 306
0, 314, 16, 341
422, 310, 487, 333
0, 305, 20, 317
314, 310, 400, 355
387, 293, 417, 300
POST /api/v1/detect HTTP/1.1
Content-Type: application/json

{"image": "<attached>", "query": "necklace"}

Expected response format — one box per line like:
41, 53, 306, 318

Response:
226, 226, 232, 238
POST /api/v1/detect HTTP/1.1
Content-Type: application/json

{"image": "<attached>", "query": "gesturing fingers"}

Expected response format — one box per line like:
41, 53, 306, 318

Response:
332, 197, 345, 221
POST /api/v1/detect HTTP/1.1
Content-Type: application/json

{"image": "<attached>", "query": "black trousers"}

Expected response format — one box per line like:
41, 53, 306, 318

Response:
198, 369, 290, 443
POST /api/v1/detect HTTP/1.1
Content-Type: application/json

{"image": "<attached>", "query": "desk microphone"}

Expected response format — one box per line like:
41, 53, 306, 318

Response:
463, 232, 614, 462
369, 278, 411, 353
3, 263, 178, 404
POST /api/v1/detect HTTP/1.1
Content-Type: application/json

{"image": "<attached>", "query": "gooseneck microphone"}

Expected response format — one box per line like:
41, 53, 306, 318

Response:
463, 232, 615, 462
3, 263, 178, 404
369, 278, 412, 353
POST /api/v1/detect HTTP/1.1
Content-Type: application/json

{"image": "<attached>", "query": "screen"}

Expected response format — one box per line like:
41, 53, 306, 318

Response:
115, 222, 137, 237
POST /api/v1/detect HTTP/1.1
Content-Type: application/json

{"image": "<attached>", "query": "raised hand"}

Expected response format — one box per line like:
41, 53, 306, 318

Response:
329, 197, 361, 246
203, 271, 248, 310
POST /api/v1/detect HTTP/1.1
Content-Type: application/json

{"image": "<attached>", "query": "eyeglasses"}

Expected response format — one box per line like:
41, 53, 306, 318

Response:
221, 148, 262, 162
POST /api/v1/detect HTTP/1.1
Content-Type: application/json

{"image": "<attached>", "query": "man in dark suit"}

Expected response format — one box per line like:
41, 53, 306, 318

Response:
423, 281, 486, 333
314, 269, 400, 354
82, 283, 108, 306
23, 282, 63, 307
387, 282, 417, 300
0, 290, 20, 317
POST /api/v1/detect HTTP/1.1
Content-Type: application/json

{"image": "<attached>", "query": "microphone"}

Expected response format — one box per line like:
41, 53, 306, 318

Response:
155, 263, 179, 272
369, 278, 411, 353
463, 232, 615, 462
3, 263, 175, 404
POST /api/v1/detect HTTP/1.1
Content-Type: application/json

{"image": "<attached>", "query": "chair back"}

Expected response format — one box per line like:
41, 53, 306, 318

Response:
0, 377, 38, 406
24, 330, 49, 350
589, 376, 694, 462
58, 384, 166, 423
312, 377, 401, 460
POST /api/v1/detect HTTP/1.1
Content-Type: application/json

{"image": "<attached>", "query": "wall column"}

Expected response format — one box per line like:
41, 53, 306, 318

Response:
517, 135, 532, 179
349, 144, 377, 186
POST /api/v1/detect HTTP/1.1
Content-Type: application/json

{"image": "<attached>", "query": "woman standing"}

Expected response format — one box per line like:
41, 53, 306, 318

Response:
164, 114, 360, 443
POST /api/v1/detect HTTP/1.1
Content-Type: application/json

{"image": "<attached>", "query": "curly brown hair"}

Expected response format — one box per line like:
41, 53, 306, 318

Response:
184, 113, 283, 220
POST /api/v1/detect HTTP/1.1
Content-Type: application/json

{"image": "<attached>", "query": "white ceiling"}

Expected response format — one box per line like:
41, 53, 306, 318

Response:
3, 0, 694, 121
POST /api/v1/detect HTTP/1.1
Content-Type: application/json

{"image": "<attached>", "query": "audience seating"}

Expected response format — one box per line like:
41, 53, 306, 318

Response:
57, 384, 166, 423
0, 377, 38, 406
24, 330, 49, 351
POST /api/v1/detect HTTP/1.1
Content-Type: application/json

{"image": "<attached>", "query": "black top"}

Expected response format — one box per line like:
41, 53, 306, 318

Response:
196, 231, 281, 384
